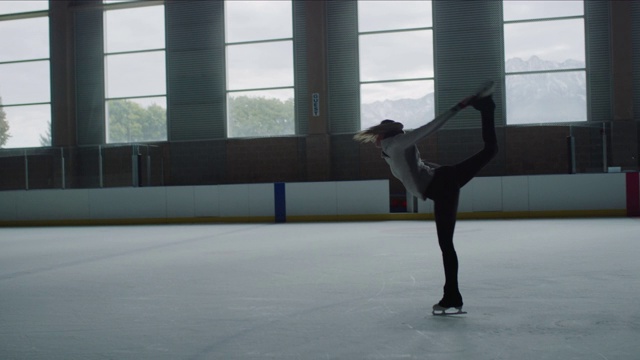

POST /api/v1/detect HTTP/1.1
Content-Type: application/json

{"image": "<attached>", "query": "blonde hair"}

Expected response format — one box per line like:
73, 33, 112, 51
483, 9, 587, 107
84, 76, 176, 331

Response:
353, 120, 404, 143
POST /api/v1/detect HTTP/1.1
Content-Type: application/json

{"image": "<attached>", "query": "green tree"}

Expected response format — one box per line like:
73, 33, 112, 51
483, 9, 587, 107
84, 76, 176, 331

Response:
0, 97, 10, 148
39, 121, 51, 147
228, 95, 294, 137
108, 99, 167, 143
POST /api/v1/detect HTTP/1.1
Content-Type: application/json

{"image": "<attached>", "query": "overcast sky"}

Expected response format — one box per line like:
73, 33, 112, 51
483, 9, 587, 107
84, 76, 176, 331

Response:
504, 1, 584, 66
0, 0, 585, 148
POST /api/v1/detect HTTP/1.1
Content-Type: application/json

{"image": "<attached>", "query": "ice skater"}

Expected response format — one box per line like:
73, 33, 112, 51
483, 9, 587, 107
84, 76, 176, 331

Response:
354, 81, 498, 315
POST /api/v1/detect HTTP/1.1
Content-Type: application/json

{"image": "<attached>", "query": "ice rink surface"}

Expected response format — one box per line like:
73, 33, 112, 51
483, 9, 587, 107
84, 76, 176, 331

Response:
1, 218, 639, 360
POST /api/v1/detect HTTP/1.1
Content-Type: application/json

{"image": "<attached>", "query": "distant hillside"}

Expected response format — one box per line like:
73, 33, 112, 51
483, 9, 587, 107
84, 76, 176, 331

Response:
361, 56, 587, 128
505, 56, 586, 124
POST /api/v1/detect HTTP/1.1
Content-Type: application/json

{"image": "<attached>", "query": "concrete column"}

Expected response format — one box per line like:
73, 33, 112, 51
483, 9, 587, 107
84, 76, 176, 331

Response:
609, 1, 637, 170
611, 0, 633, 121
49, 0, 76, 147
305, 1, 331, 181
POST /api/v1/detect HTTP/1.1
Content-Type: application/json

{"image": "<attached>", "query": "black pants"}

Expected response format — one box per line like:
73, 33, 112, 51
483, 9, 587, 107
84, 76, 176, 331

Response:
424, 108, 498, 300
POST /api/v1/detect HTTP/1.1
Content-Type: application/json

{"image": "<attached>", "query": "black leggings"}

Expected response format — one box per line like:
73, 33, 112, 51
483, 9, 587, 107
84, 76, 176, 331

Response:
424, 109, 498, 297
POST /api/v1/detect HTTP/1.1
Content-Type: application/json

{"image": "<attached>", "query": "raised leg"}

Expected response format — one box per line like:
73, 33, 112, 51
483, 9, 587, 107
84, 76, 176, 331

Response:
454, 96, 498, 188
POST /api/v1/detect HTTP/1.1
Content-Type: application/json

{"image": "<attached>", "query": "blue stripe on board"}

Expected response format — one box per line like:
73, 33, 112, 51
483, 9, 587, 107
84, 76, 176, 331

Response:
274, 182, 286, 223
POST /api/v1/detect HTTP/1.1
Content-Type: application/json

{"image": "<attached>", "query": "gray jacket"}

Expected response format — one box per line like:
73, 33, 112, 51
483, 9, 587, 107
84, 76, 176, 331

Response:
380, 113, 453, 200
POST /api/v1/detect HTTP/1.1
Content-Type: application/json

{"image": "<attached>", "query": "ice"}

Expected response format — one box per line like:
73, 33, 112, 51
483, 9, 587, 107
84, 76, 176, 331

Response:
1, 218, 639, 359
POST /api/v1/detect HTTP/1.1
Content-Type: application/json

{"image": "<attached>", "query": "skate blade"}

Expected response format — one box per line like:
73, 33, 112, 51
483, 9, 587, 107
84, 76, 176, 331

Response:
432, 307, 467, 316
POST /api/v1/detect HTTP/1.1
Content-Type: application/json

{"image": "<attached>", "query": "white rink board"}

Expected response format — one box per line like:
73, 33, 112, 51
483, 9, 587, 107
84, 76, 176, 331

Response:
417, 173, 626, 214
284, 180, 388, 216
528, 173, 626, 211
285, 181, 338, 216
248, 183, 276, 217
88, 187, 167, 219
0, 181, 389, 222
0, 174, 631, 223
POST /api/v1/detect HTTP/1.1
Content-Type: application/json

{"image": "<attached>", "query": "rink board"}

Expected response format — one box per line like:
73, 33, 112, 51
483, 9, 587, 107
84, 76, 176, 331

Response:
0, 173, 638, 225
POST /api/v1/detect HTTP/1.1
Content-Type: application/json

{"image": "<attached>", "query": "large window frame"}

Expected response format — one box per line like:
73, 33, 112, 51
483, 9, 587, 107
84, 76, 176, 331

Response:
103, 0, 167, 144
0, 3, 51, 149
357, 1, 434, 131
503, 1, 587, 125
224, 0, 295, 139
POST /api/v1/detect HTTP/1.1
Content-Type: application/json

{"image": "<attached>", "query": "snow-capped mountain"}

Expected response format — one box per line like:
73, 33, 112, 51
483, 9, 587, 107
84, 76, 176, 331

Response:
361, 56, 587, 128
505, 56, 586, 124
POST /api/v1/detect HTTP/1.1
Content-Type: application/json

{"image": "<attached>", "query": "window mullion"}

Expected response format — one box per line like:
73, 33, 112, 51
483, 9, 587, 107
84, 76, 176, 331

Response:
504, 14, 583, 25
506, 67, 586, 76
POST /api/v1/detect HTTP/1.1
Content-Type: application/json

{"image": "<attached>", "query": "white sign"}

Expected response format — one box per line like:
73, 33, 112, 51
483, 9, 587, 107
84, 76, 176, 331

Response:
312, 93, 320, 117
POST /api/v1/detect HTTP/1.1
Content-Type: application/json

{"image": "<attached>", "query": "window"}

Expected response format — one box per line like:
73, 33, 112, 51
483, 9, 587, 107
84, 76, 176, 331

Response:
357, 1, 434, 130
503, 1, 586, 124
225, 0, 294, 138
0, 2, 50, 148
104, 2, 166, 143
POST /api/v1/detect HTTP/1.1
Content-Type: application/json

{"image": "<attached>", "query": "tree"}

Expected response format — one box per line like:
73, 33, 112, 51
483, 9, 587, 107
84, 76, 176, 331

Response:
107, 99, 167, 143
228, 95, 294, 137
0, 97, 10, 148
39, 121, 51, 147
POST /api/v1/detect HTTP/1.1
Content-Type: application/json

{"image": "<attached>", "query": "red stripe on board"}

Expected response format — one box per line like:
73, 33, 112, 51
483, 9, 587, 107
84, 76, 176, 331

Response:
626, 172, 640, 217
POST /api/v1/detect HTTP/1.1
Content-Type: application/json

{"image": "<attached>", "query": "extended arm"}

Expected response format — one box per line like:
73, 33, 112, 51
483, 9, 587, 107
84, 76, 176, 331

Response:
393, 102, 465, 149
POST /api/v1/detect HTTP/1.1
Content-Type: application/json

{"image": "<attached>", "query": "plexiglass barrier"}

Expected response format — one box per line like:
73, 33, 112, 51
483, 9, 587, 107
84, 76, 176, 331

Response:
0, 144, 163, 190
0, 121, 638, 191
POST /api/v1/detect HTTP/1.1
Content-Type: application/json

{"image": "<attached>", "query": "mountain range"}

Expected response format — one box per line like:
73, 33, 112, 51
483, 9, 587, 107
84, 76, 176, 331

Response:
361, 56, 587, 128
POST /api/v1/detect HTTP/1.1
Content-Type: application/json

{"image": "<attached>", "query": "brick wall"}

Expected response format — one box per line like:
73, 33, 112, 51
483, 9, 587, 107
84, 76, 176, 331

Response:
0, 123, 638, 191
0, 156, 26, 190
70, 147, 101, 188
168, 140, 226, 185
24, 155, 59, 189
610, 121, 638, 170
331, 134, 360, 181
573, 125, 606, 173
505, 126, 570, 175
226, 137, 305, 184
0, 151, 64, 190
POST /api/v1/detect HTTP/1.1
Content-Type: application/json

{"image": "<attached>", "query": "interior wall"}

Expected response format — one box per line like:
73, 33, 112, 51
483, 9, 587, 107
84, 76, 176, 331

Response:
1, 1, 638, 193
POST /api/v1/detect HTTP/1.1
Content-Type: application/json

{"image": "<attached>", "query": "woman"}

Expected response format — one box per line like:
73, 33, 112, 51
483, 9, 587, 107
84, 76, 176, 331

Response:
354, 82, 498, 314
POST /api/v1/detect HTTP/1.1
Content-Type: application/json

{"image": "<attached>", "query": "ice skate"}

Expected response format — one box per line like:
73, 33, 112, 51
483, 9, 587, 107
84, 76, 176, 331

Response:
432, 303, 467, 316
432, 292, 466, 316
471, 94, 496, 112
456, 80, 495, 110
